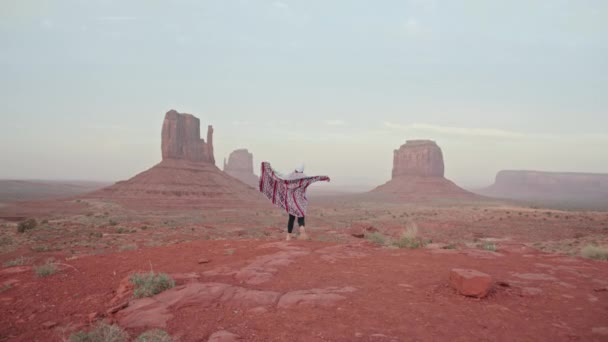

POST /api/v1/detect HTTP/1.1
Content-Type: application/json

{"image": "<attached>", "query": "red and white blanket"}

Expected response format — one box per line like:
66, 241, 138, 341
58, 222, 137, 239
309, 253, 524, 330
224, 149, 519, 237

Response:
259, 162, 329, 218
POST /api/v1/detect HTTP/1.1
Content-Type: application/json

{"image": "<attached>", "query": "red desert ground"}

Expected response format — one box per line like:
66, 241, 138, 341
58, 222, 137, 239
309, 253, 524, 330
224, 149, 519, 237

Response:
1, 110, 607, 341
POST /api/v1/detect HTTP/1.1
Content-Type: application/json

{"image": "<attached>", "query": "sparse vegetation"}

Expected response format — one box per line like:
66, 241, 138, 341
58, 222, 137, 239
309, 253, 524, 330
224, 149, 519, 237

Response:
130, 272, 175, 298
581, 245, 608, 261
109, 220, 118, 226
481, 242, 497, 252
69, 323, 129, 342
34, 260, 58, 277
32, 245, 51, 253
17, 218, 37, 233
0, 284, 11, 293
366, 232, 386, 246
119, 244, 138, 252
392, 223, 425, 249
135, 329, 173, 342
3, 256, 30, 267
442, 244, 457, 250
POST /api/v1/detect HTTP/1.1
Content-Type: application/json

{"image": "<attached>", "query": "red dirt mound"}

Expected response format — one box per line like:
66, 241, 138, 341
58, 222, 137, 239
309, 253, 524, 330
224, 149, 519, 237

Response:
86, 159, 266, 209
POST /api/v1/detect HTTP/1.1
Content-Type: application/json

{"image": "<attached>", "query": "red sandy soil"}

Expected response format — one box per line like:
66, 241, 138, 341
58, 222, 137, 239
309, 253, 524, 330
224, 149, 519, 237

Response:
1, 196, 608, 341
1, 238, 608, 341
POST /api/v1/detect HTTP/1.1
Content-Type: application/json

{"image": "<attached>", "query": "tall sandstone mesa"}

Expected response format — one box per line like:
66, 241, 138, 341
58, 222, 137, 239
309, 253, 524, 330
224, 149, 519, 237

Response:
223, 149, 259, 188
372, 140, 475, 200
392, 140, 445, 178
162, 109, 215, 164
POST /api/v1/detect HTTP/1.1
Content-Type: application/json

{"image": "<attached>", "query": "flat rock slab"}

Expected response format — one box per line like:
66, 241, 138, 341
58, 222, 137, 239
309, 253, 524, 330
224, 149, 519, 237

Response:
278, 287, 357, 308
117, 282, 281, 329
450, 269, 493, 298
204, 247, 310, 285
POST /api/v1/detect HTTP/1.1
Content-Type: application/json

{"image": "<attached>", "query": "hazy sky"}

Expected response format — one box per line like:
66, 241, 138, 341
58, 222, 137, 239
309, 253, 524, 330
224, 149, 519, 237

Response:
1, 0, 607, 189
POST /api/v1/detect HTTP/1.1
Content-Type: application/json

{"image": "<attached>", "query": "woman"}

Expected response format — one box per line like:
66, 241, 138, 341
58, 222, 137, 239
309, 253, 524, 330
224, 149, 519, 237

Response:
259, 162, 330, 241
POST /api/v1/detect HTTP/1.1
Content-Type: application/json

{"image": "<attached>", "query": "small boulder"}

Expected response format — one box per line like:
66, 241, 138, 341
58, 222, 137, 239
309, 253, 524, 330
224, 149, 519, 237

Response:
42, 321, 58, 329
198, 258, 211, 264
449, 269, 492, 298
351, 233, 365, 239
208, 330, 241, 342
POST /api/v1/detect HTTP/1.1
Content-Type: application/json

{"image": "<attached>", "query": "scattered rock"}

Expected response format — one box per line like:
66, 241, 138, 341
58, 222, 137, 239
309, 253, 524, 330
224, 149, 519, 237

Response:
208, 330, 242, 342
107, 302, 129, 315
110, 276, 133, 306
593, 287, 607, 292
42, 321, 58, 329
88, 312, 103, 322
198, 258, 211, 264
352, 233, 365, 239
450, 269, 493, 298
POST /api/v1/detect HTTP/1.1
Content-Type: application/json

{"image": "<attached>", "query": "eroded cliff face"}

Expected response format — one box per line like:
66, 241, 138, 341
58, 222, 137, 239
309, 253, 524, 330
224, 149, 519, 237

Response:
162, 110, 215, 164
392, 140, 444, 179
224, 149, 258, 188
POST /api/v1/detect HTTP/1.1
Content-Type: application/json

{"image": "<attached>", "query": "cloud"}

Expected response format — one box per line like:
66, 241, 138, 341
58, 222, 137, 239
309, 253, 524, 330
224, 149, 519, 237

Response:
324, 120, 345, 126
384, 122, 527, 139
97, 16, 137, 22
273, 1, 289, 9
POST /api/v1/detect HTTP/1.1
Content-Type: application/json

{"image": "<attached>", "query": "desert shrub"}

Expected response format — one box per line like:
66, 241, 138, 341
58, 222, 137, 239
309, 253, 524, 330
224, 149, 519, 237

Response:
3, 256, 30, 267
136, 329, 173, 342
481, 242, 497, 252
392, 221, 425, 249
366, 232, 386, 246
34, 261, 57, 277
130, 272, 175, 298
69, 323, 129, 342
0, 284, 11, 293
581, 245, 608, 261
108, 220, 118, 226
32, 245, 50, 253
17, 219, 37, 233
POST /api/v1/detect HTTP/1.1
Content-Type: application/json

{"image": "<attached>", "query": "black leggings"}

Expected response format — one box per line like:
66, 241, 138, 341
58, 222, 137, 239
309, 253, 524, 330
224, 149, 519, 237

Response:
287, 215, 305, 233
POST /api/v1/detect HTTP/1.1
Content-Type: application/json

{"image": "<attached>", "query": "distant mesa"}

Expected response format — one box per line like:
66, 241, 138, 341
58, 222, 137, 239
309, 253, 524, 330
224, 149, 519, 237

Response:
88, 110, 265, 209
223, 149, 259, 188
371, 140, 477, 200
477, 170, 608, 208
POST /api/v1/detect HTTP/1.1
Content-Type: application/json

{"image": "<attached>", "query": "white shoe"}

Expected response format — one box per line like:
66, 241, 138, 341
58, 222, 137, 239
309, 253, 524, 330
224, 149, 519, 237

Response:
286, 233, 292, 241
298, 227, 308, 240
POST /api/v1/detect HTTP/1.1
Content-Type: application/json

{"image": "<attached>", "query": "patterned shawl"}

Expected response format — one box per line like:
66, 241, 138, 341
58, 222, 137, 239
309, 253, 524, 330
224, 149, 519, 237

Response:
259, 162, 329, 217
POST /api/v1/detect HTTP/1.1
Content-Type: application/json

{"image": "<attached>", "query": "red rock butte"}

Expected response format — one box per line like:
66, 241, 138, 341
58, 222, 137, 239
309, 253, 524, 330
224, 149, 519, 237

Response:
87, 110, 265, 209
372, 140, 476, 200
223, 149, 259, 189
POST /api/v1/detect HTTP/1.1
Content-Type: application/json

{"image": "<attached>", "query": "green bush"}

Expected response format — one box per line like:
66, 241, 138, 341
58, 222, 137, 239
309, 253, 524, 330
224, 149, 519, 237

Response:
130, 272, 175, 298
136, 329, 173, 342
69, 323, 129, 342
17, 219, 37, 233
